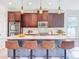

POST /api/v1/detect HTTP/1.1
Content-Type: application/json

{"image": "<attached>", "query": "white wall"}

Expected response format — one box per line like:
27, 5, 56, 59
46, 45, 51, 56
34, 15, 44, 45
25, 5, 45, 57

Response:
0, 4, 8, 56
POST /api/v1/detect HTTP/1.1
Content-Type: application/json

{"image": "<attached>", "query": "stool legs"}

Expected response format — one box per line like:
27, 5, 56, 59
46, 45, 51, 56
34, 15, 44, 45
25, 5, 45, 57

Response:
13, 49, 16, 59
64, 49, 66, 59
30, 49, 33, 59
46, 49, 49, 59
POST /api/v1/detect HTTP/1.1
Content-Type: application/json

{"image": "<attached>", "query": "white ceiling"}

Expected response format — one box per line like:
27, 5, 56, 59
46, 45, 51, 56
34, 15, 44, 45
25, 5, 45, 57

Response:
0, 0, 79, 11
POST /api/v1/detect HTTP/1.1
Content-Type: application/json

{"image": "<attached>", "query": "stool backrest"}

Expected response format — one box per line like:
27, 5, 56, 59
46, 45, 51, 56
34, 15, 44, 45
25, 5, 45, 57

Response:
42, 41, 55, 49
61, 41, 74, 49
23, 41, 37, 49
5, 41, 19, 49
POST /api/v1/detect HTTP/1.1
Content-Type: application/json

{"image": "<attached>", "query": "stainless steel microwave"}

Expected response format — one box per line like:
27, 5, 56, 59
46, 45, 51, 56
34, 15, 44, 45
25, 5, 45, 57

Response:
38, 21, 48, 28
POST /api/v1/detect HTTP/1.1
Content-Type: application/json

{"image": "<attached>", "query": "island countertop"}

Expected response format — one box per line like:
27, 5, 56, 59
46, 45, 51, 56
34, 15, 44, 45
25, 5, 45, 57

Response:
7, 34, 76, 40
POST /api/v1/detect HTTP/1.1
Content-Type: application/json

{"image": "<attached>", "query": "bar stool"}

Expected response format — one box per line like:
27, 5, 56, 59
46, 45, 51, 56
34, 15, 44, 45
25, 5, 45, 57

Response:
61, 41, 74, 59
42, 40, 56, 59
5, 41, 19, 59
23, 40, 38, 59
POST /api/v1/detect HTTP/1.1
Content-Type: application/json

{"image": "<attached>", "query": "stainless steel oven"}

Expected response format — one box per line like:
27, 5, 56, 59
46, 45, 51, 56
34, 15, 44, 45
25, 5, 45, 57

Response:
9, 22, 20, 36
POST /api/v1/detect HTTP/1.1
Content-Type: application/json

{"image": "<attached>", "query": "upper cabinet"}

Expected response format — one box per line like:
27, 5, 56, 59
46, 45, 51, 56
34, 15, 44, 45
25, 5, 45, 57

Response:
42, 11, 48, 21
48, 13, 64, 27
37, 11, 48, 21
21, 13, 37, 27
21, 12, 64, 27
48, 13, 53, 27
8, 11, 64, 27
8, 12, 21, 22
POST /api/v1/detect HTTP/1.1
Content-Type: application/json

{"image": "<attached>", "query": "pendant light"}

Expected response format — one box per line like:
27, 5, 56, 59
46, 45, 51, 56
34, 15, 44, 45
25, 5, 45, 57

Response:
21, 0, 24, 14
57, 0, 61, 14
38, 0, 43, 14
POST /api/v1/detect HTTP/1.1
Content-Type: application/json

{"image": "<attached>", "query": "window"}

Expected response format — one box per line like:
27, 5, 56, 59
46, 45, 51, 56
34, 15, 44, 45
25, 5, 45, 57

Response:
67, 27, 76, 37
67, 17, 77, 37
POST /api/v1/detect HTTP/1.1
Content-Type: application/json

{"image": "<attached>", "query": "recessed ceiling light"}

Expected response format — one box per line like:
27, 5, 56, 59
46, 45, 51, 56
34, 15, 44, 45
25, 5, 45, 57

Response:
8, 2, 12, 5
28, 2, 32, 5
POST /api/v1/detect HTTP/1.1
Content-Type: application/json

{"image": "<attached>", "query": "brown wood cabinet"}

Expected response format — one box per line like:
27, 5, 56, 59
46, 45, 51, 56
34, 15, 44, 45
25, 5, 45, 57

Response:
48, 13, 64, 27
31, 13, 38, 27
37, 11, 43, 21
8, 12, 21, 22
21, 13, 37, 27
48, 13, 53, 27
37, 11, 48, 21
21, 13, 64, 27
42, 11, 48, 21
8, 12, 14, 22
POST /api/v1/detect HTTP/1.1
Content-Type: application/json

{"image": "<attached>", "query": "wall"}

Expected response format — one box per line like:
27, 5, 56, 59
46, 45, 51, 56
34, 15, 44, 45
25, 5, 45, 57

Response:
0, 4, 8, 56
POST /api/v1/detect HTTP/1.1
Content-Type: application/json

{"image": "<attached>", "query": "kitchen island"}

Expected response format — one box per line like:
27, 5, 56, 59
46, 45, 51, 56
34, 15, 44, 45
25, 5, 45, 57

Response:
6, 34, 75, 59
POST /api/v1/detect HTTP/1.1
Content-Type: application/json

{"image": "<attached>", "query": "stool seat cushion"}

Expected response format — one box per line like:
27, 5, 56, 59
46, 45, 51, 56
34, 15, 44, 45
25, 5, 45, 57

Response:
42, 41, 55, 49
5, 41, 19, 49
23, 41, 37, 49
61, 41, 74, 49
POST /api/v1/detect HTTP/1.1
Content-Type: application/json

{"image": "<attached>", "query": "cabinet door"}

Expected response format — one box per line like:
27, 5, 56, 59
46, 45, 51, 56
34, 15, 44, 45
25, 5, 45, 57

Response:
22, 13, 37, 27
48, 13, 53, 27
30, 13, 37, 27
48, 13, 64, 27
14, 12, 21, 22
8, 12, 21, 22
37, 12, 43, 21
42, 11, 48, 21
22, 13, 31, 27
52, 13, 64, 27
8, 12, 15, 22
37, 11, 48, 21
